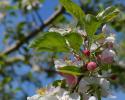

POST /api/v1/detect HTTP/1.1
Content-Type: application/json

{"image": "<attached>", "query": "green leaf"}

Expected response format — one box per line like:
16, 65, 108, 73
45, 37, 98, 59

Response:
52, 80, 63, 87
39, 0, 45, 3
64, 32, 83, 51
85, 14, 101, 37
12, 88, 22, 93
60, 0, 85, 25
97, 6, 120, 22
93, 33, 106, 42
96, 86, 101, 100
3, 77, 11, 84
52, 80, 67, 88
30, 32, 69, 52
58, 66, 83, 75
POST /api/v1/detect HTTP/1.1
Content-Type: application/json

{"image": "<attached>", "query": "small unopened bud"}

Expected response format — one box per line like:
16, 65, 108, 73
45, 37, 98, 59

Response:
87, 62, 97, 71
82, 50, 90, 56
110, 75, 117, 80
101, 49, 116, 63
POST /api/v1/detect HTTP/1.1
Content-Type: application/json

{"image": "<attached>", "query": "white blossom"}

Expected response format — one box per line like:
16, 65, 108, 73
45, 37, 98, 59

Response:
49, 27, 72, 36
22, 0, 42, 10
56, 92, 80, 100
54, 59, 67, 69
102, 24, 111, 34
27, 87, 80, 100
90, 43, 100, 51
99, 78, 110, 97
88, 96, 97, 100
77, 28, 86, 36
0, 12, 5, 21
105, 35, 115, 43
54, 59, 83, 70
27, 94, 40, 100
27, 5, 32, 10
78, 76, 112, 98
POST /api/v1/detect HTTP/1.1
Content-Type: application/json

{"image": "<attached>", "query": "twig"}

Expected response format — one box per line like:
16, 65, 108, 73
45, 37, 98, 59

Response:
0, 6, 64, 56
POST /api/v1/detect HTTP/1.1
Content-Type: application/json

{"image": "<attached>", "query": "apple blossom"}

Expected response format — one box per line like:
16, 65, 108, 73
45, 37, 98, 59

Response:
102, 24, 111, 34
88, 96, 97, 100
77, 28, 87, 36
78, 76, 115, 99
27, 86, 80, 100
56, 92, 80, 100
90, 43, 100, 51
22, 0, 42, 10
54, 59, 67, 69
101, 49, 116, 63
105, 35, 115, 44
99, 78, 110, 97
0, 13, 5, 21
28, 4, 119, 100
27, 94, 42, 100
49, 27, 72, 36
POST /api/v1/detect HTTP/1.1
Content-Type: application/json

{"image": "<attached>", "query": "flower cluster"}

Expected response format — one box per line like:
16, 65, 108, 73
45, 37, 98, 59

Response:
27, 86, 80, 100
27, 24, 117, 100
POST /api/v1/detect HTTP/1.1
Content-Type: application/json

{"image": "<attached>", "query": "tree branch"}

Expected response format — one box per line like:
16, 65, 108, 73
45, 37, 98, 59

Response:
0, 6, 64, 56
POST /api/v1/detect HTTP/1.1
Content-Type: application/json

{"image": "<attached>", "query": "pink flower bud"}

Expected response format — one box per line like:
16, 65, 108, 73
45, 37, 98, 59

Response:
82, 50, 90, 56
110, 75, 117, 80
87, 62, 97, 71
60, 73, 77, 85
101, 49, 116, 63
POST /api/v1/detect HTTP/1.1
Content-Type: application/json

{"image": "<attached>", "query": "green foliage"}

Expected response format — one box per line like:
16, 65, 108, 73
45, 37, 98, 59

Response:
60, 0, 85, 25
30, 32, 69, 52
64, 32, 83, 51
30, 32, 83, 52
97, 6, 120, 22
39, 0, 45, 3
93, 33, 106, 42
85, 14, 101, 37
52, 80, 62, 87
2, 77, 11, 84
96, 86, 101, 100
58, 66, 83, 75
52, 80, 66, 88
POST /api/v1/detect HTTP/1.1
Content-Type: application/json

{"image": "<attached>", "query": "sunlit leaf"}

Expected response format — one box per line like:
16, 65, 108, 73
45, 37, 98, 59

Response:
29, 32, 69, 52
65, 32, 83, 51
93, 33, 106, 42
58, 66, 83, 75
85, 14, 101, 37
97, 6, 120, 22
60, 0, 85, 25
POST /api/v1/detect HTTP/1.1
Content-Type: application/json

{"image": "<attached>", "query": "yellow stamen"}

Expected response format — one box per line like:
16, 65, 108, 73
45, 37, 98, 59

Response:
36, 88, 47, 95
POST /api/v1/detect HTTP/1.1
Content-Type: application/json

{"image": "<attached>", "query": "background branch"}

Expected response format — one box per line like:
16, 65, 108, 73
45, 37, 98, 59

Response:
0, 6, 64, 56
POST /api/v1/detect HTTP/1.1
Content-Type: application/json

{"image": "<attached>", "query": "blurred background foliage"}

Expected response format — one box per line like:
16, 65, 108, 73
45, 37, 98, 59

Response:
0, 0, 125, 100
